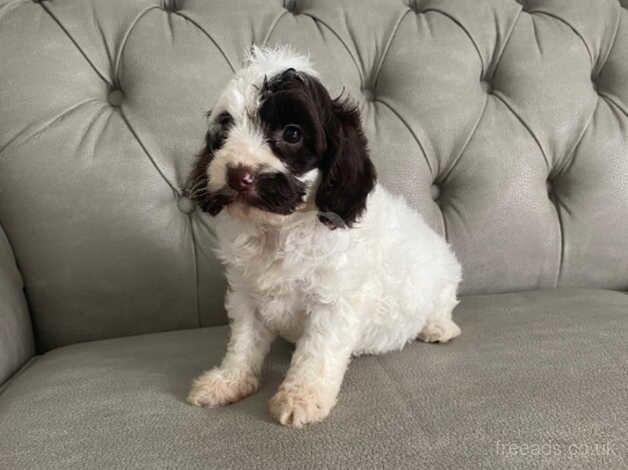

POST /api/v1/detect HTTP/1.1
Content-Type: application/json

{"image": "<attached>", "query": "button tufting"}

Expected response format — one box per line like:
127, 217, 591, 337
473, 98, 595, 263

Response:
431, 184, 440, 201
481, 80, 493, 94
177, 196, 196, 214
362, 88, 375, 102
162, 0, 178, 12
284, 0, 298, 13
108, 89, 124, 107
546, 179, 554, 196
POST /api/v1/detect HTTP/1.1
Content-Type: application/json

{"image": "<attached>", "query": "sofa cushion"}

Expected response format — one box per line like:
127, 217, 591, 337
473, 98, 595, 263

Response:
0, 288, 625, 469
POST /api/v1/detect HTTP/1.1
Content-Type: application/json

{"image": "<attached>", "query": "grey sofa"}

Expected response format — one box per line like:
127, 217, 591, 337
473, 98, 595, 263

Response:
1, 0, 627, 468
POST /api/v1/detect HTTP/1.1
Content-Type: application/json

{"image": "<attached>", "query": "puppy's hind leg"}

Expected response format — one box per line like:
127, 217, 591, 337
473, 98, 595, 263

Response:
417, 284, 461, 344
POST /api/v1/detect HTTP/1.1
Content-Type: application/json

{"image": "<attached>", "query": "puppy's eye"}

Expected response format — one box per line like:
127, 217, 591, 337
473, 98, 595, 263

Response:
282, 124, 302, 144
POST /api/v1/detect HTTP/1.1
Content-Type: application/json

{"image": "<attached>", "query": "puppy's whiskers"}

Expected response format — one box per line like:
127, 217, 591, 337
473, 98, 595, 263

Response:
185, 180, 210, 198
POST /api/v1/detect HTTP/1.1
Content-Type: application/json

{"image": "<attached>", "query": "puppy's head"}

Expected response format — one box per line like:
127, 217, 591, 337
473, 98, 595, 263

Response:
187, 46, 376, 228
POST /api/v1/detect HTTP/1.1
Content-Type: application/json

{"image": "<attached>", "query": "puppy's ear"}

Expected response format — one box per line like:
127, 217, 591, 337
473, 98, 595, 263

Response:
187, 110, 234, 214
316, 99, 376, 228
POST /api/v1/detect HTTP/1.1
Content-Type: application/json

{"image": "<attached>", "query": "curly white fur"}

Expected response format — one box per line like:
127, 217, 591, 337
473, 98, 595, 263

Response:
188, 187, 462, 426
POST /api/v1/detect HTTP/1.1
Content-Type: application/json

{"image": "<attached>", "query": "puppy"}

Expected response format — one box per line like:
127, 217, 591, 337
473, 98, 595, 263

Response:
186, 46, 462, 428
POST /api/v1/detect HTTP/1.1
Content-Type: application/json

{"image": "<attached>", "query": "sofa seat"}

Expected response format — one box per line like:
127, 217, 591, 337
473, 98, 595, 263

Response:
1, 288, 626, 469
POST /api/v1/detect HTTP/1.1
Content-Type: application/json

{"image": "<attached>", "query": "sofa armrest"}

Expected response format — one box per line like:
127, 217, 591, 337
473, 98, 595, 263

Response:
0, 224, 34, 385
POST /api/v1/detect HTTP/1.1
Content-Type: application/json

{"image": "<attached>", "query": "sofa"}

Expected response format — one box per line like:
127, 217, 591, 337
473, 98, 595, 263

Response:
1, 0, 626, 468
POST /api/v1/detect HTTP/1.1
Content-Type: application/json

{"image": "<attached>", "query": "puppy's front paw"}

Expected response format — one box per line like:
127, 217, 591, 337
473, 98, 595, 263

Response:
187, 368, 258, 408
417, 318, 461, 343
268, 383, 335, 428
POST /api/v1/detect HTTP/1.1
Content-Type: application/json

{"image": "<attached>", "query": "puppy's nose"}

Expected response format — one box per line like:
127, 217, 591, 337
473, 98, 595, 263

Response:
227, 165, 255, 192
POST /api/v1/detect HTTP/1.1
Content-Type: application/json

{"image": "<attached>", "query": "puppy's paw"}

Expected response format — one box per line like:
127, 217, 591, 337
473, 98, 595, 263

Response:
417, 318, 461, 343
269, 383, 335, 428
187, 368, 259, 408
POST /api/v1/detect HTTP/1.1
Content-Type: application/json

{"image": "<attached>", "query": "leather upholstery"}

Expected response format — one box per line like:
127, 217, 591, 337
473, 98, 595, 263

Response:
0, 223, 34, 384
1, 289, 626, 469
0, 0, 627, 350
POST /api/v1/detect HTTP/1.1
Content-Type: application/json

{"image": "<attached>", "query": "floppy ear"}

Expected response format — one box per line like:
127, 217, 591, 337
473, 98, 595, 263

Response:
186, 129, 231, 216
186, 111, 235, 215
315, 99, 376, 229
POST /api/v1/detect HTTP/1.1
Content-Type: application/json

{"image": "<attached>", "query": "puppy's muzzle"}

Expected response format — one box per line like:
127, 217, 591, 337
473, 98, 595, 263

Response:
199, 166, 307, 217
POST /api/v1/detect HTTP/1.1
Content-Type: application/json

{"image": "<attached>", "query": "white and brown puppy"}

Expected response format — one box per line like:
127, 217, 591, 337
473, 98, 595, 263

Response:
186, 46, 462, 428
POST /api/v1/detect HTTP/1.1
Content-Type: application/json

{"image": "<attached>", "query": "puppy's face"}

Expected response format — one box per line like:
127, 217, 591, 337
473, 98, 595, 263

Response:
188, 50, 376, 228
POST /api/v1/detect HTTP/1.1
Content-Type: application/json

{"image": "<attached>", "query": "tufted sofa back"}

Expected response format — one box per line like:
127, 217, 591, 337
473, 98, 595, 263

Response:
1, 0, 627, 351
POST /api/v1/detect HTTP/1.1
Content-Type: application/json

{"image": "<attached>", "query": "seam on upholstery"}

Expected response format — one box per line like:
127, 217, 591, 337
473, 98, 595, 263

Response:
0, 355, 38, 397
531, 13, 543, 56
92, 7, 114, 73
492, 90, 551, 171
165, 7, 175, 46
527, 10, 593, 65
75, 102, 112, 157
262, 9, 288, 46
371, 8, 411, 89
422, 8, 485, 78
118, 108, 179, 194
175, 11, 237, 73
340, 8, 367, 88
551, 194, 564, 288
440, 92, 489, 183
555, 97, 599, 177
188, 215, 201, 327
38, 2, 111, 86
550, 190, 569, 287
302, 12, 365, 86
0, 98, 100, 160
600, 91, 628, 118
597, 4, 622, 74
113, 6, 161, 82
555, 188, 575, 222
89, 107, 115, 159
490, 7, 522, 79
374, 97, 433, 176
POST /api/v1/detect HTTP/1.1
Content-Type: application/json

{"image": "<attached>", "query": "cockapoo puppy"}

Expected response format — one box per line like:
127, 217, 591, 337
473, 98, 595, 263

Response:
186, 46, 462, 428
